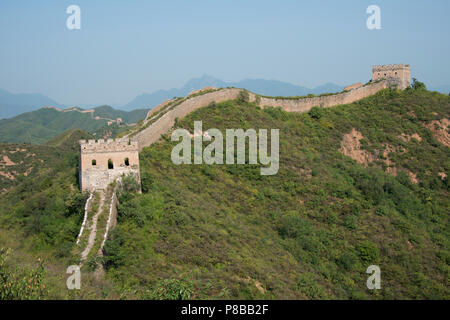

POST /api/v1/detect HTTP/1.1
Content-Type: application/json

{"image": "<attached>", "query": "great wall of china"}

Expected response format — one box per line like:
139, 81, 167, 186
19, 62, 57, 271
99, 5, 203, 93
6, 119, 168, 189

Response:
75, 64, 411, 267
132, 64, 409, 150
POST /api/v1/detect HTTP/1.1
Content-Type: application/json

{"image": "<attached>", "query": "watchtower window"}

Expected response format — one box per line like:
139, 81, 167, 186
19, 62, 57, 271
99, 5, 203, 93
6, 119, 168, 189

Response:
124, 157, 130, 166
108, 159, 114, 169
92, 159, 97, 166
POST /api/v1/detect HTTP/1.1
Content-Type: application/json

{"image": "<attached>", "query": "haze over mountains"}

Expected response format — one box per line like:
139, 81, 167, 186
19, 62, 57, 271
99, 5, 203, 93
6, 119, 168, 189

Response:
0, 77, 346, 118
0, 89, 63, 119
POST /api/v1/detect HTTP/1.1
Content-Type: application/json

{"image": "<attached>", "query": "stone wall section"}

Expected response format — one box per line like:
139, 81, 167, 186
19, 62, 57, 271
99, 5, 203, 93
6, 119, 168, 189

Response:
146, 99, 172, 119
258, 80, 388, 112
344, 82, 363, 91
134, 81, 389, 150
135, 88, 242, 150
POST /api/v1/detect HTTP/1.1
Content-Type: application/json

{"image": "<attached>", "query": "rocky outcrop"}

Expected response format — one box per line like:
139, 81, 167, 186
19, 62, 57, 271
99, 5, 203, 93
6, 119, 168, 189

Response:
424, 118, 450, 147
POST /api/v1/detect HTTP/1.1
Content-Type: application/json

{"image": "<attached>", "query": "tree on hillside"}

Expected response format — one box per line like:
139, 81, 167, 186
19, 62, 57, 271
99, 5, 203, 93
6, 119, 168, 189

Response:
411, 78, 426, 91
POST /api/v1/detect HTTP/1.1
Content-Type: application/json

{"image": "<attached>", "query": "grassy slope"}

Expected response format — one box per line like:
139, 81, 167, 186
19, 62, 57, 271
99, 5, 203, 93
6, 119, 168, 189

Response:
0, 129, 91, 191
0, 129, 91, 256
0, 129, 114, 299
0, 109, 107, 144
103, 88, 449, 299
0, 88, 448, 300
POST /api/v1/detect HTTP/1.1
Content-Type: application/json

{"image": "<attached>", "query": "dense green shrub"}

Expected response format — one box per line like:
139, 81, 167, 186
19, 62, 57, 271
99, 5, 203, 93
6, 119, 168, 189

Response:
356, 241, 379, 263
308, 106, 324, 120
142, 279, 194, 300
238, 89, 250, 103
102, 229, 126, 269
337, 251, 358, 271
0, 248, 48, 300
411, 78, 427, 91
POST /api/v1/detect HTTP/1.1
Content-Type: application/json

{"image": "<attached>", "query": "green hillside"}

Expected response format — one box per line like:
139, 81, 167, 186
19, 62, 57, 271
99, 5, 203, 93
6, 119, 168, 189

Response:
0, 106, 148, 144
0, 87, 448, 299
0, 129, 92, 193
46, 129, 94, 150
92, 105, 148, 124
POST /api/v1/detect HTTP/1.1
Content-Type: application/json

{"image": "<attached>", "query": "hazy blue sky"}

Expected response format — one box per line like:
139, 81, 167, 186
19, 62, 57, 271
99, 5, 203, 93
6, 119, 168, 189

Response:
0, 0, 449, 106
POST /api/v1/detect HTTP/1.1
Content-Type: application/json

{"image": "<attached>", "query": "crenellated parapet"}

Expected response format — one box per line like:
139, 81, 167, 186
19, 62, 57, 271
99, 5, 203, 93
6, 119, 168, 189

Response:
79, 138, 140, 192
372, 64, 410, 89
79, 138, 139, 154
372, 64, 410, 72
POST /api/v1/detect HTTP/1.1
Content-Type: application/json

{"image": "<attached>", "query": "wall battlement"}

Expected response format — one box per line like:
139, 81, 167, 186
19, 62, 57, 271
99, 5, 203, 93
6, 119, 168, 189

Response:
79, 138, 140, 192
79, 138, 139, 153
372, 64, 410, 71
372, 64, 410, 90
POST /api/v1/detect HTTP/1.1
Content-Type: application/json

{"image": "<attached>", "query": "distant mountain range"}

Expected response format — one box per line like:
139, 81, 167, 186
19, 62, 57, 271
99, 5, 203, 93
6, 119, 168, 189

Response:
0, 78, 344, 118
0, 105, 148, 144
122, 75, 345, 110
0, 88, 63, 119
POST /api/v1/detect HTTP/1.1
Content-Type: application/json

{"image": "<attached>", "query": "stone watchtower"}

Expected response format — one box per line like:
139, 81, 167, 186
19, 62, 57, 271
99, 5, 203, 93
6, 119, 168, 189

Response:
79, 138, 140, 192
372, 64, 411, 90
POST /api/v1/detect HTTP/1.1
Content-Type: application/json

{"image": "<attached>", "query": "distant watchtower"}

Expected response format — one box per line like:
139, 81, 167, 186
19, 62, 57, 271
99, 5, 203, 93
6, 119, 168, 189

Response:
79, 138, 140, 192
372, 64, 411, 90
